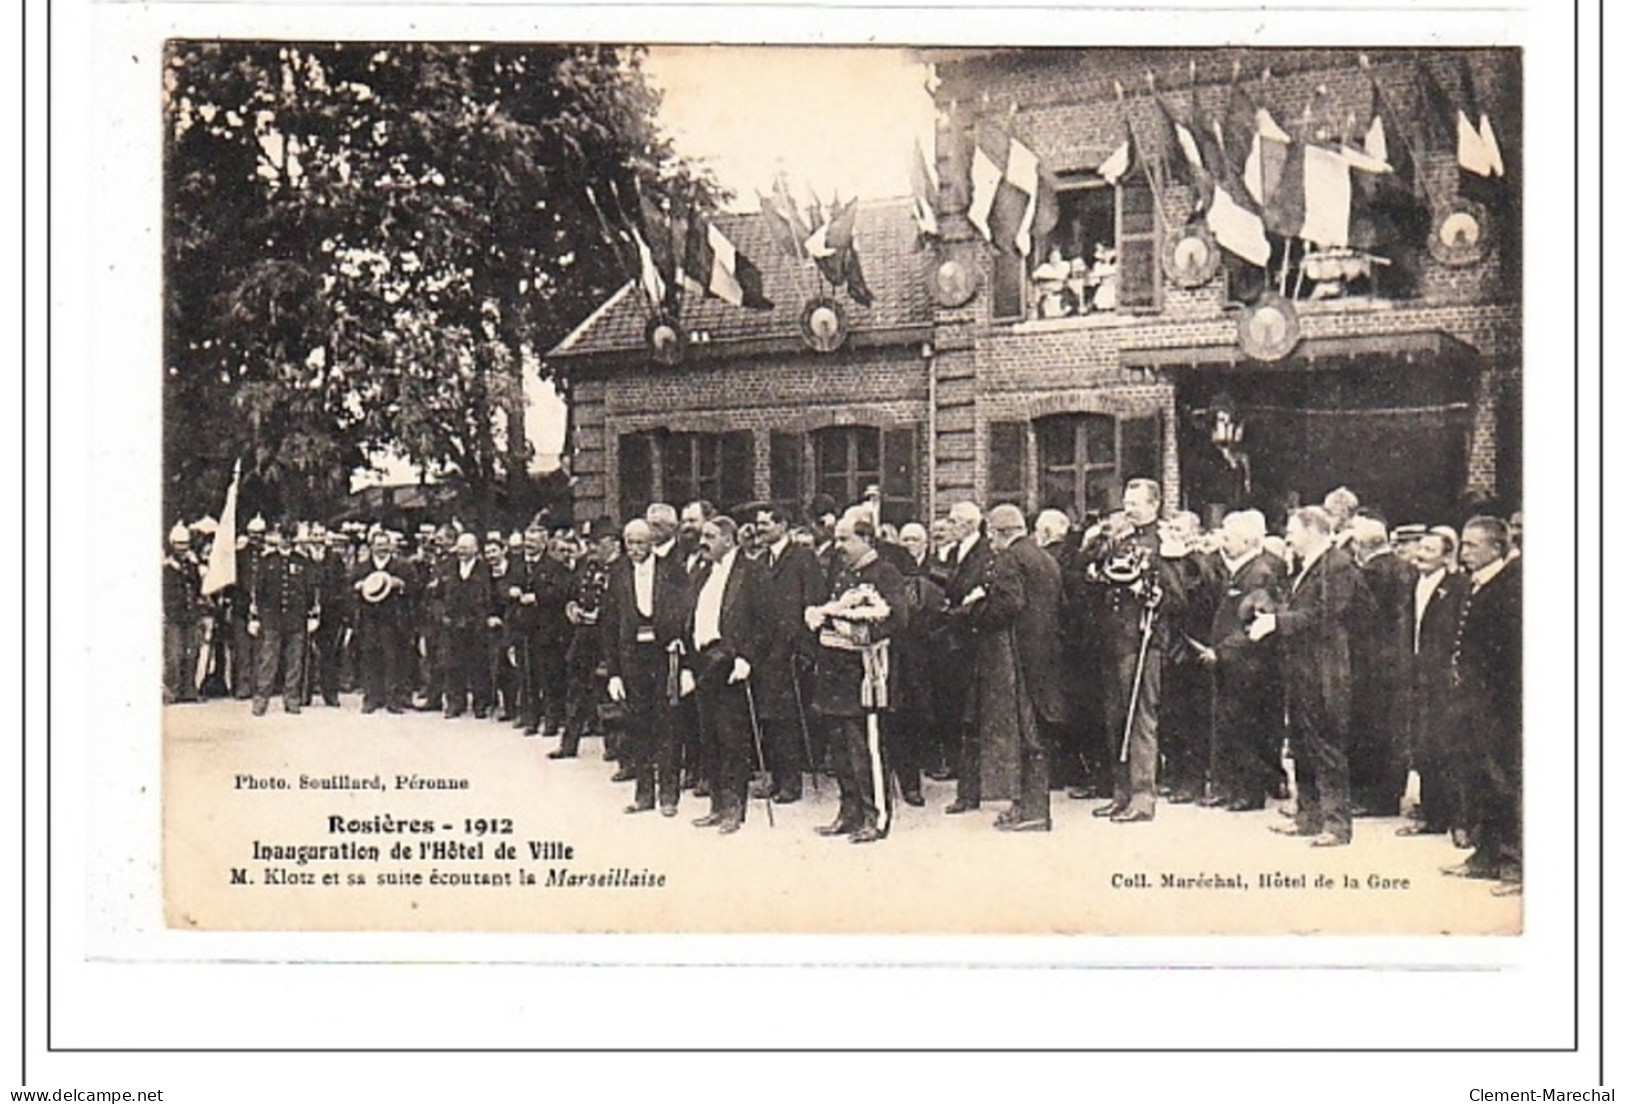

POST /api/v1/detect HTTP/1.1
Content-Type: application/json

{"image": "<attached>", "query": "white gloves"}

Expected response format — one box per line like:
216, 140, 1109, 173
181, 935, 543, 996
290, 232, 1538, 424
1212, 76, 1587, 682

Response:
728, 657, 751, 684
607, 676, 627, 702
1247, 613, 1277, 641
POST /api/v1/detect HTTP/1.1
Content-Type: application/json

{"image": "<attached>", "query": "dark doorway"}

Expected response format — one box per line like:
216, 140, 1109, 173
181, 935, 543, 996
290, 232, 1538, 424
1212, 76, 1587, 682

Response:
1176, 351, 1479, 528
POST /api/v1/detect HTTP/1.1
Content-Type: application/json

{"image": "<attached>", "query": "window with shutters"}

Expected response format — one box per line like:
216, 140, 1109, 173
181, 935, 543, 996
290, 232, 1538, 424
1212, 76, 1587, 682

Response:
1033, 412, 1162, 520
811, 424, 919, 524
662, 432, 723, 509
997, 173, 1160, 323
769, 430, 804, 515
987, 420, 1028, 509
618, 432, 654, 521
1114, 174, 1161, 313
619, 429, 756, 517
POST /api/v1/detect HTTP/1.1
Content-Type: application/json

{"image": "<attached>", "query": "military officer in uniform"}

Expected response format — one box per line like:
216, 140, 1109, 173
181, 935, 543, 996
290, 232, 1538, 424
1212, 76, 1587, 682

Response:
162, 523, 205, 704
1081, 479, 1185, 823
805, 510, 909, 843
248, 519, 318, 716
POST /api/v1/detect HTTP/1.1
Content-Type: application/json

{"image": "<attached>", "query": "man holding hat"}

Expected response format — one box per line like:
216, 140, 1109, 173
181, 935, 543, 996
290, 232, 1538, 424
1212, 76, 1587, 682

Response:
351, 529, 418, 714
248, 520, 319, 716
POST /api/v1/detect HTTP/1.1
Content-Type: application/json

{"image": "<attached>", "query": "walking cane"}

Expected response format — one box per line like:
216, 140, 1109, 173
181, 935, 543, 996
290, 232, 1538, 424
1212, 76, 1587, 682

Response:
743, 680, 775, 828
790, 660, 820, 793
301, 626, 315, 707
1119, 605, 1155, 764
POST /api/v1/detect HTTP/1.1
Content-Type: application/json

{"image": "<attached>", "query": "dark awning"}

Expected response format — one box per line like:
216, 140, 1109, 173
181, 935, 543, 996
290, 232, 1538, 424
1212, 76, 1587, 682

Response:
1121, 329, 1479, 373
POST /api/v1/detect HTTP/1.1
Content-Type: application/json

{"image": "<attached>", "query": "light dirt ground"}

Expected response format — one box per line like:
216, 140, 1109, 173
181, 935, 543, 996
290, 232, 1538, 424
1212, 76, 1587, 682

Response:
164, 696, 1521, 934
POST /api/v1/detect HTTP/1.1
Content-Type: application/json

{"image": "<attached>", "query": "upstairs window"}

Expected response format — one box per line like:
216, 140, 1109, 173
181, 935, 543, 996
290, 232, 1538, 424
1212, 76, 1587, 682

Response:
993, 172, 1161, 323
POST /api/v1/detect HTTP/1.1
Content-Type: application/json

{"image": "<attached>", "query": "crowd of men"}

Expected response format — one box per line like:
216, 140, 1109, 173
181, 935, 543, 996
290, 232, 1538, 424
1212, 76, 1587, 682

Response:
162, 483, 1523, 891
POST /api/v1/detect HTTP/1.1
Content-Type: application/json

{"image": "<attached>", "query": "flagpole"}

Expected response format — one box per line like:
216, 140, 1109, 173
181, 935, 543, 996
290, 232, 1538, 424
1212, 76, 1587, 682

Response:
1359, 55, 1435, 211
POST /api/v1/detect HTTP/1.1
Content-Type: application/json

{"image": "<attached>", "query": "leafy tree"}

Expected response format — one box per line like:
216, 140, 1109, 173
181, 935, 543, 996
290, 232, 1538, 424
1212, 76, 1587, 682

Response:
163, 41, 719, 527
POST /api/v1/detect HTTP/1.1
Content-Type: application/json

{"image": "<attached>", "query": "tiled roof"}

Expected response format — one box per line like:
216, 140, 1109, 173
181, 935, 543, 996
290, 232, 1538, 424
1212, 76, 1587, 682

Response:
547, 196, 933, 361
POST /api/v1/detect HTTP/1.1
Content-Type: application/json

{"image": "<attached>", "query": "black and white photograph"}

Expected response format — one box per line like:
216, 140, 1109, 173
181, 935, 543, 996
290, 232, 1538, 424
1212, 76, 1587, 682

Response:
33, 0, 1608, 1091
150, 39, 1533, 935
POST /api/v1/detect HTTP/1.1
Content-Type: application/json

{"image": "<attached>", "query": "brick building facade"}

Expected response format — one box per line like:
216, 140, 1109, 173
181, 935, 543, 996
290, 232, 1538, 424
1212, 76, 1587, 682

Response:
549, 46, 1521, 531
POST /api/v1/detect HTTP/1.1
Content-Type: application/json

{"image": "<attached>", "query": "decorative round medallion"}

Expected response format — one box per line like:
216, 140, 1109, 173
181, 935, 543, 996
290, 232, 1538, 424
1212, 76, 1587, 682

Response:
1428, 200, 1491, 267
644, 313, 686, 366
799, 296, 849, 353
931, 253, 978, 308
1165, 219, 1219, 288
1237, 290, 1302, 362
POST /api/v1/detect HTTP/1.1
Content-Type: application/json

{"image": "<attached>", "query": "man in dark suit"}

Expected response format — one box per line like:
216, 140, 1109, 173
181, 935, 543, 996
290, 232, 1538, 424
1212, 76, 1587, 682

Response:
350, 529, 418, 714
302, 524, 350, 708
1081, 480, 1186, 823
682, 516, 769, 834
163, 523, 205, 704
1443, 516, 1522, 894
750, 505, 824, 804
1398, 526, 1467, 837
941, 500, 997, 814
603, 519, 692, 816
436, 532, 496, 719
1349, 516, 1418, 816
1161, 510, 1223, 805
228, 515, 267, 699
967, 504, 1067, 831
806, 511, 910, 842
248, 520, 319, 716
1200, 509, 1287, 811
891, 521, 949, 806
1249, 506, 1370, 846
512, 526, 572, 737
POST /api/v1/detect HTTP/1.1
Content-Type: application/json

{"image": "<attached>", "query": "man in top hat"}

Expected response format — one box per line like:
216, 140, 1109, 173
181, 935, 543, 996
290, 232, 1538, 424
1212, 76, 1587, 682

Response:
163, 522, 205, 704
682, 515, 768, 835
805, 510, 909, 842
1249, 506, 1370, 846
248, 519, 319, 716
350, 528, 418, 714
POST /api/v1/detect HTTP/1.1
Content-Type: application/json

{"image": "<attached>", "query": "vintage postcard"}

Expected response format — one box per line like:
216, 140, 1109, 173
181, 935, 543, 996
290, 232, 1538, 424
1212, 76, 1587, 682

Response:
151, 36, 1539, 938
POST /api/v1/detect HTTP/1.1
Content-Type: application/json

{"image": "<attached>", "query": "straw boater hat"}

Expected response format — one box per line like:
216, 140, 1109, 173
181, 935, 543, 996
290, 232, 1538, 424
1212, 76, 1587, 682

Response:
359, 570, 395, 603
